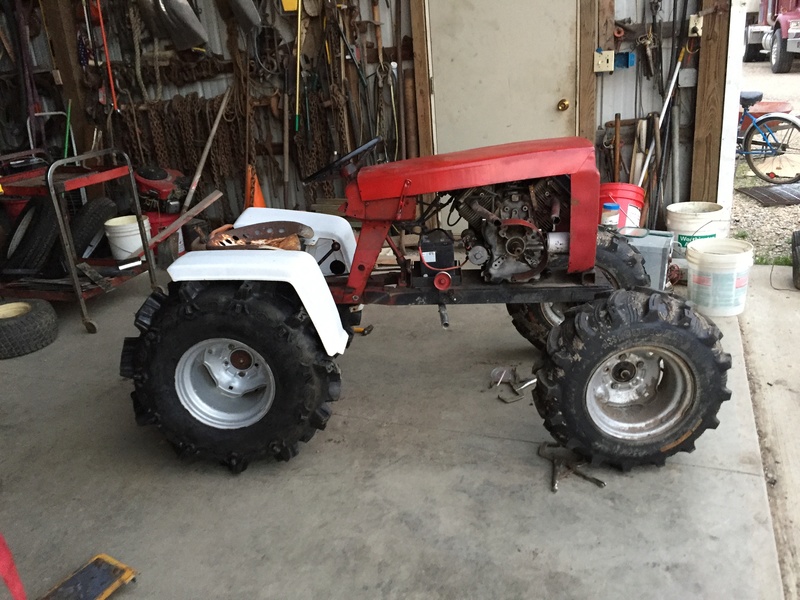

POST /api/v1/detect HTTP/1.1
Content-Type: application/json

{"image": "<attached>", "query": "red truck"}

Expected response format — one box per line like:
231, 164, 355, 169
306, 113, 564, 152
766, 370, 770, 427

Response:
744, 0, 800, 73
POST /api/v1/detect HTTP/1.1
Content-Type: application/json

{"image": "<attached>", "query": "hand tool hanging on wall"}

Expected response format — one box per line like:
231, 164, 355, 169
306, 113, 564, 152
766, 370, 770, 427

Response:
12, 0, 42, 146
294, 0, 303, 131
393, 0, 405, 160
94, 0, 119, 111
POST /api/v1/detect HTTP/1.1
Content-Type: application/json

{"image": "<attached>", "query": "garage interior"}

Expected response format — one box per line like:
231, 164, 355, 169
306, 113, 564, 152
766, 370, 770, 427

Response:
0, 0, 798, 598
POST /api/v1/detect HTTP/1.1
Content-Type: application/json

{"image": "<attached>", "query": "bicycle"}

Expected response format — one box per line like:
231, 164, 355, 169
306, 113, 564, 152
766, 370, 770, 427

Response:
737, 91, 800, 185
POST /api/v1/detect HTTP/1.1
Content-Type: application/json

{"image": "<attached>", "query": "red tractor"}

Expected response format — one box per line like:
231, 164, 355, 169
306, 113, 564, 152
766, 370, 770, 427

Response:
120, 136, 731, 473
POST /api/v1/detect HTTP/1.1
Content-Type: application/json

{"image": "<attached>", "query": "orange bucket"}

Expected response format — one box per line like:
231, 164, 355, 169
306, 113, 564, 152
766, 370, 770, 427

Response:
599, 183, 645, 228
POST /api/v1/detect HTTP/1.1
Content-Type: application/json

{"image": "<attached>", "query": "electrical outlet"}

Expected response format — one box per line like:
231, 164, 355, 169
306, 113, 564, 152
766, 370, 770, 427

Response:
689, 14, 703, 37
594, 50, 615, 73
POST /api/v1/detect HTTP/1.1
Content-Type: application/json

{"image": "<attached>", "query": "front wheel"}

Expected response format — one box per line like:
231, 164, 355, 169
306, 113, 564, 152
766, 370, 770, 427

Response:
507, 228, 650, 350
770, 31, 793, 73
744, 115, 800, 184
121, 281, 340, 472
534, 290, 732, 470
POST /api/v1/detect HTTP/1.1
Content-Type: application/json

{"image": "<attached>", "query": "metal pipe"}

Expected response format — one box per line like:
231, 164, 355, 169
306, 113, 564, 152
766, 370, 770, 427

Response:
438, 304, 449, 329
637, 48, 685, 187
671, 101, 680, 206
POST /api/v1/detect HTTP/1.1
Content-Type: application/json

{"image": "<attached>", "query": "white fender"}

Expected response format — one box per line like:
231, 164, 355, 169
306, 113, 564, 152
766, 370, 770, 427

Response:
234, 207, 357, 272
167, 249, 349, 357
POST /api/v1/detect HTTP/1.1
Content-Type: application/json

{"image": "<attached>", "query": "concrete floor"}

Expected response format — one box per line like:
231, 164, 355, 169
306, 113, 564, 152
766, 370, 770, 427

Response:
0, 271, 786, 599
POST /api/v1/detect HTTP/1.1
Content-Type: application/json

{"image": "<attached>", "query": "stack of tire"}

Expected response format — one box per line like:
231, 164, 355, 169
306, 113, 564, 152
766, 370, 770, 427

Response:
0, 196, 117, 358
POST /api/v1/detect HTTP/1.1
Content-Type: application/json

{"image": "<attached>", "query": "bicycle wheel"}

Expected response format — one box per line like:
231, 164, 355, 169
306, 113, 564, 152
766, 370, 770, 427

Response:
744, 115, 800, 184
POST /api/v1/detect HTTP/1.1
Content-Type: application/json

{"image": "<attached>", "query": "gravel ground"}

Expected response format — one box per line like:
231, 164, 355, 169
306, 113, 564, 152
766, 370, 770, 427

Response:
731, 61, 800, 262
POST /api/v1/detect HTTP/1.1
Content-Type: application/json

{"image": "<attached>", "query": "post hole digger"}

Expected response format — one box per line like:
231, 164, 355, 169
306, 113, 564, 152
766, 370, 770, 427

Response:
120, 134, 732, 474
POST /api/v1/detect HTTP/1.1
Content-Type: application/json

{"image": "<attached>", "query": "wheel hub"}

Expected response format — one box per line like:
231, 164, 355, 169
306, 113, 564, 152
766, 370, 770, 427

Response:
586, 346, 695, 441
176, 338, 275, 429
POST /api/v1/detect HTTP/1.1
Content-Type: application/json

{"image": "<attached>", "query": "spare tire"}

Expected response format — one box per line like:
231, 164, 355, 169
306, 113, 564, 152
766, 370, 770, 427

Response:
44, 197, 119, 277
4, 197, 59, 272
0, 299, 58, 359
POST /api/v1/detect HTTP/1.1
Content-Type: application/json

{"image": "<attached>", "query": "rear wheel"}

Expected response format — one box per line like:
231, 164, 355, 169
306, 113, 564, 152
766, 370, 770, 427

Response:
534, 290, 731, 470
507, 228, 650, 350
121, 281, 340, 473
770, 31, 793, 73
745, 115, 800, 184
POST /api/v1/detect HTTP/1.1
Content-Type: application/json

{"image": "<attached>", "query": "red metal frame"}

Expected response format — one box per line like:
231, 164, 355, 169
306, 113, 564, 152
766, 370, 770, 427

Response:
333, 137, 600, 304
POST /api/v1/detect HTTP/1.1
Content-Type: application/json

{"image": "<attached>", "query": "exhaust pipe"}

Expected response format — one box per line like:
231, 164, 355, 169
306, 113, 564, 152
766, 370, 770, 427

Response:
438, 304, 450, 329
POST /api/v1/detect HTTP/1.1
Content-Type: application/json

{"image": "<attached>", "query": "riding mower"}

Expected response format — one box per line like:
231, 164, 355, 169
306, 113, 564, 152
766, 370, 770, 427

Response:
120, 136, 731, 473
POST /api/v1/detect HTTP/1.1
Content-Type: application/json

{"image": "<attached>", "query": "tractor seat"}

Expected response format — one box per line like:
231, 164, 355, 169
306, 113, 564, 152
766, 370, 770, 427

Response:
206, 221, 315, 251
740, 91, 764, 109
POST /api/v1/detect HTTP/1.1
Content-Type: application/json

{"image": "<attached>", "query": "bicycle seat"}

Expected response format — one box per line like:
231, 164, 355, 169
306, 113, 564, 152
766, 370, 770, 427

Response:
740, 91, 764, 109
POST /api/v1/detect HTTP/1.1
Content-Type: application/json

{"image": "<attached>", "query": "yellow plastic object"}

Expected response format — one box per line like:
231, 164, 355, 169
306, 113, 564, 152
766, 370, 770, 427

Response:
282, 0, 298, 10
40, 554, 137, 600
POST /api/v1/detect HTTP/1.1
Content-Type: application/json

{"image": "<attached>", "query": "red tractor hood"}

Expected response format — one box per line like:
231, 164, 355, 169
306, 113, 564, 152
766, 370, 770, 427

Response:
356, 137, 596, 201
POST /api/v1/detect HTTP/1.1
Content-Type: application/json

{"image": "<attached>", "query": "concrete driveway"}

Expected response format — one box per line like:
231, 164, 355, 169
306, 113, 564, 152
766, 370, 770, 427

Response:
0, 273, 784, 599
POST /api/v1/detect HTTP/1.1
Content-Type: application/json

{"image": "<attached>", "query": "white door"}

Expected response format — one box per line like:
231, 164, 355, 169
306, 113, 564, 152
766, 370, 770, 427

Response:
427, 0, 579, 153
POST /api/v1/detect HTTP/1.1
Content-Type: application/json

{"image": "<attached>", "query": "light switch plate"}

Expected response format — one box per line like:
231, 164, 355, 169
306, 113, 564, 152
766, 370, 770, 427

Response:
594, 50, 615, 73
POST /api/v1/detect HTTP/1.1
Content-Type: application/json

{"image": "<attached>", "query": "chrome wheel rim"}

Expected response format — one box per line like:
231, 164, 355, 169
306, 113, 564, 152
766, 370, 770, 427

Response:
175, 338, 275, 429
585, 346, 695, 442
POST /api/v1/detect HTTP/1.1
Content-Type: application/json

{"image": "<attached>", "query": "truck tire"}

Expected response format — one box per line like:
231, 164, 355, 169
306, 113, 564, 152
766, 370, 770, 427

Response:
793, 230, 800, 290
771, 31, 793, 73
121, 281, 341, 473
744, 27, 762, 62
534, 289, 731, 470
507, 228, 650, 350
0, 299, 58, 359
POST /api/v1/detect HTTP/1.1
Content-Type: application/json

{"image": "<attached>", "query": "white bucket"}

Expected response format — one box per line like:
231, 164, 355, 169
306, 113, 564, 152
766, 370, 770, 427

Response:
666, 202, 725, 248
104, 215, 151, 261
687, 238, 754, 317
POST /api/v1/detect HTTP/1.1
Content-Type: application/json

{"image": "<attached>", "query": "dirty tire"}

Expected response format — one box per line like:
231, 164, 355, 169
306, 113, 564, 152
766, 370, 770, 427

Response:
0, 299, 58, 359
0, 208, 10, 263
4, 197, 59, 272
793, 231, 800, 290
122, 281, 340, 473
770, 31, 793, 74
533, 289, 731, 470
44, 197, 118, 277
507, 227, 650, 350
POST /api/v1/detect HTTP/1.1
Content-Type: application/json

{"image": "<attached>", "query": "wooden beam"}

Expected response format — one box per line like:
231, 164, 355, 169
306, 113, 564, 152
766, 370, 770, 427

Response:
39, 0, 91, 153
410, 0, 433, 158
690, 1, 730, 203
578, 0, 597, 141
598, 0, 616, 50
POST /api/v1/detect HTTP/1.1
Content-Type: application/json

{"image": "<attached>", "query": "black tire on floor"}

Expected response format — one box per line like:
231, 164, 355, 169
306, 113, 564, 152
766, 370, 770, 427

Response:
121, 281, 341, 473
507, 227, 650, 350
44, 197, 118, 277
0, 299, 58, 359
792, 230, 800, 290
4, 197, 59, 272
533, 289, 732, 470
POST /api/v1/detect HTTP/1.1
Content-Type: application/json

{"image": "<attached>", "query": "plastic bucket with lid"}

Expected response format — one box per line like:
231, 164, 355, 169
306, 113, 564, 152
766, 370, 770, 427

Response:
687, 238, 754, 317
599, 183, 645, 228
104, 215, 150, 260
666, 202, 725, 248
